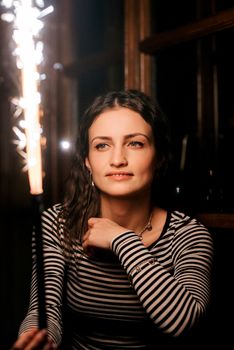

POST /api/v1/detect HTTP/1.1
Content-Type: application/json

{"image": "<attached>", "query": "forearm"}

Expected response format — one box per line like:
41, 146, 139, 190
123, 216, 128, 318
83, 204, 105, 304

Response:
111, 231, 212, 336
19, 208, 66, 345
18, 260, 64, 345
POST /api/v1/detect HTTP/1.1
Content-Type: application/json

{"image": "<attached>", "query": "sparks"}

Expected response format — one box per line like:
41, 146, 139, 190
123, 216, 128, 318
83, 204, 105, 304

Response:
0, 0, 54, 194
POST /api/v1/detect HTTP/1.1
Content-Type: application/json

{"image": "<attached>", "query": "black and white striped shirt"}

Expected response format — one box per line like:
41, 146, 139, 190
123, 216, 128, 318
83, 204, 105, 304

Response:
19, 204, 213, 349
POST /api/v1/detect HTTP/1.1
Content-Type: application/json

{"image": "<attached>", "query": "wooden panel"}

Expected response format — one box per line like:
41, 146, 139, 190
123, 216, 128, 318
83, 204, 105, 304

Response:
139, 0, 151, 94
140, 7, 234, 54
124, 0, 141, 89
197, 213, 234, 229
124, 0, 152, 94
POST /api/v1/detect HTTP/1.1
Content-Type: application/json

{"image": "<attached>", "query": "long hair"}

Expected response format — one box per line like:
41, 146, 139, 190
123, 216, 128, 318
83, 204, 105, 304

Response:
61, 89, 171, 246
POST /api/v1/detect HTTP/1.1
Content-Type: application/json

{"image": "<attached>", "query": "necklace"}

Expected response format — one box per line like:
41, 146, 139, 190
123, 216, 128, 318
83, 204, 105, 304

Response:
138, 212, 153, 240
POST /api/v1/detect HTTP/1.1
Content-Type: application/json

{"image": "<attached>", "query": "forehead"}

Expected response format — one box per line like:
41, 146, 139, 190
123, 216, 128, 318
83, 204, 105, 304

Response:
89, 107, 152, 136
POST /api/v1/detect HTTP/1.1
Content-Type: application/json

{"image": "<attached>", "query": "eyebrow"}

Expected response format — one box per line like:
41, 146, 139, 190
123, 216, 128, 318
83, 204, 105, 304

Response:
91, 133, 151, 143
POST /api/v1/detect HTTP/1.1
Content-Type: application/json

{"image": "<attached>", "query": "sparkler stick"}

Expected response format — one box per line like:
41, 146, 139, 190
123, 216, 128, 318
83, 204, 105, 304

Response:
31, 193, 47, 330
1, 0, 54, 330
18, 0, 47, 330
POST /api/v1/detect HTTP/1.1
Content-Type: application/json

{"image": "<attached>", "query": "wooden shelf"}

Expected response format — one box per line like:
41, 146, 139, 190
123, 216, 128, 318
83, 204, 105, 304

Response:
197, 213, 234, 229
140, 7, 234, 54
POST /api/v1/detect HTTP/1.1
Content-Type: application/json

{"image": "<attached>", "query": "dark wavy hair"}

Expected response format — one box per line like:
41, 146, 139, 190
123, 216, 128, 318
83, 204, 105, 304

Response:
61, 89, 171, 244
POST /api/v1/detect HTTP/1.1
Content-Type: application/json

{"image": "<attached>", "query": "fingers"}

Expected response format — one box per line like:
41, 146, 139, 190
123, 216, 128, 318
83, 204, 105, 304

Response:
11, 329, 38, 350
43, 339, 57, 350
87, 217, 100, 227
11, 329, 50, 350
84, 217, 124, 250
82, 230, 91, 251
82, 229, 97, 257
82, 229, 90, 244
25, 329, 47, 350
83, 218, 99, 244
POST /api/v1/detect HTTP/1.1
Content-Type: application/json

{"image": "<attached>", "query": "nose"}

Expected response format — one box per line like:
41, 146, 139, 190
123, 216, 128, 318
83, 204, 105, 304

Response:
110, 146, 128, 167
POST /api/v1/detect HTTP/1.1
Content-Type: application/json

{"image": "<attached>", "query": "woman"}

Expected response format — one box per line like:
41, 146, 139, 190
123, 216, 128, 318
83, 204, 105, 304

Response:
13, 90, 213, 349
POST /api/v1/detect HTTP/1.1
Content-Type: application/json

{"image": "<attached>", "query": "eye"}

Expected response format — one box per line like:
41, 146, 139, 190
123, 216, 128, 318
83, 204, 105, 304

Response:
128, 141, 144, 148
95, 143, 109, 150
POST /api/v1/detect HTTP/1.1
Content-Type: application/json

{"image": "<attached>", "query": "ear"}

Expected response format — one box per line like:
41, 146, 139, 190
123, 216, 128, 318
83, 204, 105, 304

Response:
85, 157, 91, 171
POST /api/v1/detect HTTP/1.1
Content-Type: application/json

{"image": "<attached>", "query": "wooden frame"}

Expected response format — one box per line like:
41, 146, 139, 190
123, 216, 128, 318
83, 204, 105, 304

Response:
140, 7, 234, 54
198, 213, 234, 229
124, 0, 152, 94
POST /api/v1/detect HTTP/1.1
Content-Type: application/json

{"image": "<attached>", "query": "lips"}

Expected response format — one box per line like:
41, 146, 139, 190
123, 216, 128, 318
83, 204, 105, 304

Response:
106, 172, 133, 177
106, 171, 133, 176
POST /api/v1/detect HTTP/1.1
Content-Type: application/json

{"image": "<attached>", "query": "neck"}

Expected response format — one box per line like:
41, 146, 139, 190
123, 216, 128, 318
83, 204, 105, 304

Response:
100, 194, 152, 234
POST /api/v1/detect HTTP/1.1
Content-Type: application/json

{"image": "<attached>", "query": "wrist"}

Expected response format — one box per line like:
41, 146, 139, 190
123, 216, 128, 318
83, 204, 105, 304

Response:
110, 230, 136, 250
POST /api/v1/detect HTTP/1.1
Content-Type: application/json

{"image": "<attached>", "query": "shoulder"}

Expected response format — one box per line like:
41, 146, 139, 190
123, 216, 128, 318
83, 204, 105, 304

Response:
41, 203, 65, 247
41, 203, 65, 234
42, 203, 64, 222
170, 210, 206, 229
169, 210, 213, 243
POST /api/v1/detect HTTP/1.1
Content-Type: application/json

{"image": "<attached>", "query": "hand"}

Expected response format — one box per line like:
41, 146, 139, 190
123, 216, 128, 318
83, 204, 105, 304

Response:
11, 328, 57, 350
82, 217, 129, 251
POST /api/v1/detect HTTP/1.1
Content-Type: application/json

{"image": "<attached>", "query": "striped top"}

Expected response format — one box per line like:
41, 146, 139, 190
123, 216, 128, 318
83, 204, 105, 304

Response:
19, 204, 213, 349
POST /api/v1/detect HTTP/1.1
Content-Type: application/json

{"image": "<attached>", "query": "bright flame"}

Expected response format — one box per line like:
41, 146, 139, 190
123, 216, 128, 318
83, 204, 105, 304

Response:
18, 0, 42, 194
1, 0, 54, 195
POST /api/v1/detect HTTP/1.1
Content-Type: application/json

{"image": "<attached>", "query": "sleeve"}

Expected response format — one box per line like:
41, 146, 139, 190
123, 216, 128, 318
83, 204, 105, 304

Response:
18, 206, 66, 345
111, 220, 213, 337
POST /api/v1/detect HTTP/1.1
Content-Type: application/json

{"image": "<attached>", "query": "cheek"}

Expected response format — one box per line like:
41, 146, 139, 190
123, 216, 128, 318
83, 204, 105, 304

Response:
146, 160, 156, 176
88, 153, 107, 173
137, 156, 156, 179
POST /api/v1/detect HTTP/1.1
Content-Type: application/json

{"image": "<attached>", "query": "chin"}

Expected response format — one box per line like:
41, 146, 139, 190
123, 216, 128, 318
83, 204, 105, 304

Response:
97, 181, 151, 199
100, 187, 150, 200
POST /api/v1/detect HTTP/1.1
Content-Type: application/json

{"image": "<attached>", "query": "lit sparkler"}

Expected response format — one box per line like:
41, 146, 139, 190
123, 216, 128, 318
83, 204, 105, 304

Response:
1, 0, 53, 194
1, 0, 54, 330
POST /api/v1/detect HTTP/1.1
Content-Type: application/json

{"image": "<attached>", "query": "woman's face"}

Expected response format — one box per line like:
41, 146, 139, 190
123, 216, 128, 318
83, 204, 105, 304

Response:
85, 107, 156, 199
